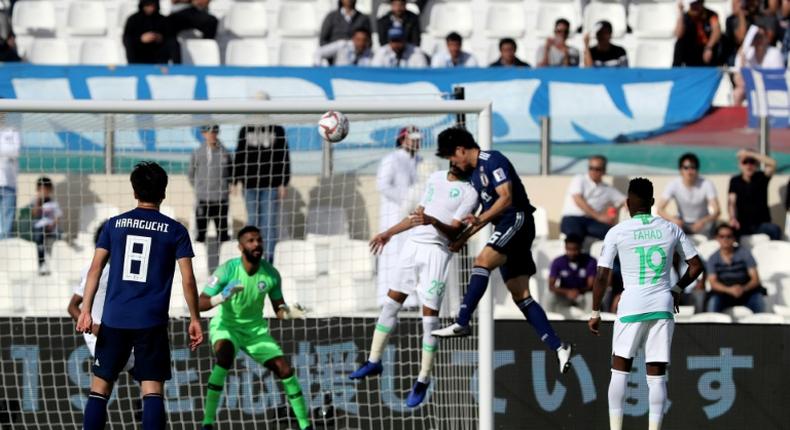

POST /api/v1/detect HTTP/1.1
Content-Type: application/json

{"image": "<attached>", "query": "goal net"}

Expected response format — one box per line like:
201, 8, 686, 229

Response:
0, 100, 493, 430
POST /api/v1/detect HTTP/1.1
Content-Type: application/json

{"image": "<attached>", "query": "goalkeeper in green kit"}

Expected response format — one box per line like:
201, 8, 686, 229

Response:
199, 225, 312, 430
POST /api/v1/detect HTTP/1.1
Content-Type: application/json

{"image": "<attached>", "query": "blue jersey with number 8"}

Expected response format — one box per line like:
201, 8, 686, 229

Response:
97, 207, 194, 329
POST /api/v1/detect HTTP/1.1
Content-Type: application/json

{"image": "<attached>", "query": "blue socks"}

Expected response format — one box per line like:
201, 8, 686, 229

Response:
83, 391, 109, 430
142, 393, 166, 430
516, 297, 562, 351
457, 267, 491, 326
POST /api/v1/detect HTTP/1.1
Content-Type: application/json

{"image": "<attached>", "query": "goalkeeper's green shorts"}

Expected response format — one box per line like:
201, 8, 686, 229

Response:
209, 317, 284, 364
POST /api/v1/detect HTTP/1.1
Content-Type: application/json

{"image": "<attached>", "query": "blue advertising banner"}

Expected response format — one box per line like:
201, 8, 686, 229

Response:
0, 65, 722, 149
741, 68, 790, 129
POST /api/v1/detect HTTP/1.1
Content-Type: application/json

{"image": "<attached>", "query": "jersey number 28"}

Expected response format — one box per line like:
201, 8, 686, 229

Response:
122, 235, 152, 283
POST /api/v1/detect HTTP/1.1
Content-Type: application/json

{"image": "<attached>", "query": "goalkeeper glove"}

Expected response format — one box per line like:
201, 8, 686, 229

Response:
210, 280, 244, 307
279, 303, 307, 320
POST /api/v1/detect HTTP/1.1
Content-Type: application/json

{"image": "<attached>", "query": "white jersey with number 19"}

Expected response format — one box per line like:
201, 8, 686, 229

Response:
598, 214, 698, 322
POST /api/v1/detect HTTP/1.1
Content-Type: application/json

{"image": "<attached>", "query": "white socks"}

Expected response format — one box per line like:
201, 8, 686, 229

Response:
647, 374, 667, 430
368, 296, 402, 363
608, 369, 628, 430
418, 316, 439, 383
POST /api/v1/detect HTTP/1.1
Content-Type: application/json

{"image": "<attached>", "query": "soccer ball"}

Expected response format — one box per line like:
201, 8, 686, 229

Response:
317, 110, 350, 143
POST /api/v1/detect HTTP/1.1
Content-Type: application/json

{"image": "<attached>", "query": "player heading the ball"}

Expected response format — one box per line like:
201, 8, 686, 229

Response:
431, 127, 573, 374
76, 161, 204, 430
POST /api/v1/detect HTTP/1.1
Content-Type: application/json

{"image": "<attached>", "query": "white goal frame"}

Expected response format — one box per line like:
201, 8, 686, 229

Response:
0, 98, 495, 430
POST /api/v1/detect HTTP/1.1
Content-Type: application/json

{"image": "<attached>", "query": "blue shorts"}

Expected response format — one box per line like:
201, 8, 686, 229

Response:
93, 323, 171, 383
486, 211, 537, 282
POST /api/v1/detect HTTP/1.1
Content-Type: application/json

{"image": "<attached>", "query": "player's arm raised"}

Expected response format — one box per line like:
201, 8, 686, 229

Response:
369, 211, 421, 255
76, 248, 109, 334
178, 257, 204, 351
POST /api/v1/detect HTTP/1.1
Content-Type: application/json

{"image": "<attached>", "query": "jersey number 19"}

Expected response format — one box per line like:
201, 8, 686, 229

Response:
123, 235, 152, 283
635, 245, 667, 285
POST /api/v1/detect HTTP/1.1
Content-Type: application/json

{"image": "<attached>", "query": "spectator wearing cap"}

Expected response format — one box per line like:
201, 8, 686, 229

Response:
189, 124, 232, 243
167, 0, 218, 40
538, 18, 580, 67
234, 102, 291, 261
657, 153, 721, 236
583, 20, 628, 67
371, 26, 428, 67
320, 0, 372, 46
377, 0, 420, 46
431, 32, 478, 68
315, 27, 373, 66
375, 126, 422, 306
489, 38, 530, 67
728, 149, 781, 240
124, 0, 179, 64
674, 0, 722, 66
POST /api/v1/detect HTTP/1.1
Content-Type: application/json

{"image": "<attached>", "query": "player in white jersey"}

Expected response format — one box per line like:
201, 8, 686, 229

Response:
66, 222, 134, 370
589, 178, 702, 430
350, 166, 478, 408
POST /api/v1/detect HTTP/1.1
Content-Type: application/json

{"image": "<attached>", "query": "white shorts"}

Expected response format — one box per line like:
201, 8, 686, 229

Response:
391, 239, 452, 311
612, 318, 674, 363
85, 332, 135, 371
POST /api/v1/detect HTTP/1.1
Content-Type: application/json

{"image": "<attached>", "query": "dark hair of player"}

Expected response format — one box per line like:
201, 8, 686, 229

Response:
436, 127, 479, 157
237, 225, 261, 241
627, 177, 654, 213
446, 32, 462, 43
678, 153, 700, 170
499, 38, 516, 50
130, 161, 168, 204
94, 220, 107, 245
564, 234, 583, 246
36, 176, 54, 189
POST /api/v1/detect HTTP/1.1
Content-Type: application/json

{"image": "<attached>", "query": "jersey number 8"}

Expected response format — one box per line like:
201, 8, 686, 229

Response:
123, 235, 152, 283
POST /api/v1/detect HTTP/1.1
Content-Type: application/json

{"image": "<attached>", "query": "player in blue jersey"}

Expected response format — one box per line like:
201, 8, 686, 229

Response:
431, 127, 573, 373
76, 162, 204, 430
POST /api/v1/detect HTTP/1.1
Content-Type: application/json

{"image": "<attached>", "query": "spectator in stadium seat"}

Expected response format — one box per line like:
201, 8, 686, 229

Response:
234, 100, 291, 262
546, 235, 596, 313
732, 24, 785, 105
657, 153, 721, 237
371, 26, 428, 68
724, 0, 781, 65
377, 0, 420, 46
314, 27, 373, 66
673, 0, 722, 66
320, 0, 372, 46
728, 149, 782, 240
559, 155, 625, 242
29, 177, 62, 276
189, 124, 232, 244
123, 0, 178, 64
167, 0, 218, 40
431, 32, 478, 68
706, 224, 766, 313
582, 20, 628, 67
0, 113, 19, 240
489, 38, 530, 67
538, 18, 580, 67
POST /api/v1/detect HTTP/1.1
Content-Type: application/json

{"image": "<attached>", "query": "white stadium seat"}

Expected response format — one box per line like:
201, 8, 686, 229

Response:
687, 312, 733, 323
28, 38, 71, 65
723, 305, 753, 319
79, 203, 121, 235
484, 2, 526, 38
738, 313, 786, 324
79, 38, 125, 65
425, 0, 474, 38
12, 0, 56, 36
278, 2, 321, 37
51, 241, 92, 285
738, 233, 770, 250
533, 206, 549, 242
225, 39, 270, 66
0, 239, 39, 314
274, 240, 325, 312
633, 39, 675, 68
583, 2, 626, 38
533, 1, 580, 38
223, 2, 267, 37
327, 238, 376, 313
191, 242, 210, 283
219, 240, 238, 264
278, 38, 319, 66
181, 39, 221, 66
695, 239, 720, 260
629, 1, 679, 39
751, 241, 790, 286
66, 1, 108, 36
589, 240, 604, 259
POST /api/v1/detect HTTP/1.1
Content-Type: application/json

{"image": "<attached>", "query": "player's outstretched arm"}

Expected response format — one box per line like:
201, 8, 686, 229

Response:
177, 257, 204, 351
369, 213, 419, 255
588, 266, 611, 336
76, 249, 109, 334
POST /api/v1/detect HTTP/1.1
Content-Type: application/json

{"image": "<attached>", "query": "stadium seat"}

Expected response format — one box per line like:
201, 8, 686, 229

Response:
79, 38, 125, 65
191, 242, 210, 283
583, 1, 626, 38
424, 0, 474, 38
689, 234, 708, 246
695, 239, 720, 260
225, 39, 270, 66
484, 2, 526, 38
278, 1, 321, 37
327, 238, 376, 313
686, 312, 733, 323
66, 1, 108, 36
0, 239, 39, 314
11, 1, 56, 36
628, 1, 678, 39
633, 39, 675, 68
738, 313, 786, 324
278, 38, 319, 66
533, 206, 549, 242
274, 240, 322, 310
589, 240, 604, 259
170, 264, 187, 317
181, 39, 221, 66
51, 241, 91, 285
751, 241, 790, 284
159, 205, 176, 219
218, 240, 238, 264
723, 305, 753, 319
28, 38, 71, 65
223, 2, 268, 37
305, 206, 349, 236
355, 0, 373, 15
532, 1, 581, 38
306, 233, 347, 275
79, 203, 121, 236
704, 0, 731, 23
738, 233, 770, 250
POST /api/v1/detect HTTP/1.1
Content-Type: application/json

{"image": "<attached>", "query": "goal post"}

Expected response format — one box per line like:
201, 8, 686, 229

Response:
0, 99, 494, 430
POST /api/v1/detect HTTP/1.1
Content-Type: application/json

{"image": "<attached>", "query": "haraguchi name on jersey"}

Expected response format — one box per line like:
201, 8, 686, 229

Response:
114, 217, 170, 233
633, 229, 663, 241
